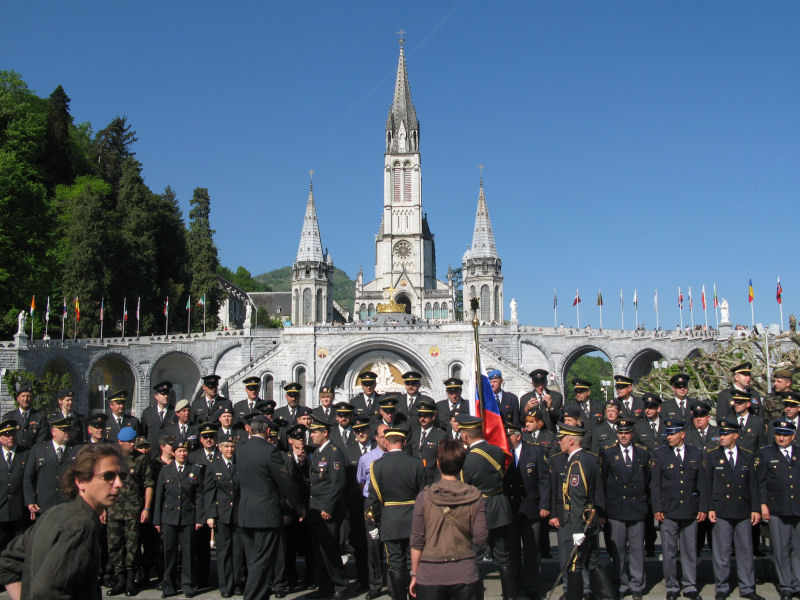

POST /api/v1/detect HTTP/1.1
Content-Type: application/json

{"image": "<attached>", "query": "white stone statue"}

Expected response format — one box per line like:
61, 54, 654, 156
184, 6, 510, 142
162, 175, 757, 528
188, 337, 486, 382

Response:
510, 298, 518, 323
719, 298, 730, 324
16, 311, 26, 335
373, 358, 397, 391
244, 302, 253, 329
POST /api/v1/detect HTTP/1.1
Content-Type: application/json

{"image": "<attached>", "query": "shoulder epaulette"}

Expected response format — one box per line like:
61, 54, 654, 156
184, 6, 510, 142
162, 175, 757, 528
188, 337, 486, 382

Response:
584, 450, 598, 457
524, 440, 540, 446
634, 443, 648, 451
550, 451, 567, 458
602, 443, 617, 450
740, 447, 753, 454
705, 446, 720, 453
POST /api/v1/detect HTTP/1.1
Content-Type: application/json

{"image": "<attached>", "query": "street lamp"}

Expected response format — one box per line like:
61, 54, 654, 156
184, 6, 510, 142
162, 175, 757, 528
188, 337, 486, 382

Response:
601, 379, 612, 402
754, 323, 781, 392
98, 384, 109, 410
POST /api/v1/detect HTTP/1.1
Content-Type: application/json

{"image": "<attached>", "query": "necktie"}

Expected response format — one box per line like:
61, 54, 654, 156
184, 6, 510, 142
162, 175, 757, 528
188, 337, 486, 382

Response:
324, 408, 329, 419
116, 417, 122, 428
21, 412, 28, 422
56, 446, 64, 463
534, 430, 539, 441
651, 421, 657, 433
700, 430, 707, 445
181, 425, 186, 438
626, 400, 631, 413
249, 402, 254, 411
361, 444, 367, 456
785, 449, 792, 461
420, 430, 428, 451
675, 448, 683, 463
739, 416, 745, 428
159, 410, 165, 424
624, 447, 631, 465
178, 465, 184, 475
6, 452, 12, 469
679, 401, 685, 413
207, 453, 214, 462
728, 450, 735, 467
225, 461, 231, 470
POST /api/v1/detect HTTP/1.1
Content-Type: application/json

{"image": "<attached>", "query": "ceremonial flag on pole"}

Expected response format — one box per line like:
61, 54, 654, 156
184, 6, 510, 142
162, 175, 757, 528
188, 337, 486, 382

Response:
701, 285, 707, 310
713, 284, 718, 308
136, 297, 140, 321
748, 279, 754, 303
123, 298, 128, 322
633, 289, 638, 308
654, 289, 658, 311
572, 290, 581, 306
678, 287, 684, 309
619, 289, 623, 308
688, 287, 693, 310
164, 297, 169, 316
468, 347, 511, 461
74, 298, 80, 322
100, 298, 104, 322
186, 297, 191, 311
597, 290, 603, 306
45, 297, 50, 322
776, 277, 782, 304
29, 296, 35, 317
62, 298, 68, 320
553, 289, 558, 328
197, 295, 206, 307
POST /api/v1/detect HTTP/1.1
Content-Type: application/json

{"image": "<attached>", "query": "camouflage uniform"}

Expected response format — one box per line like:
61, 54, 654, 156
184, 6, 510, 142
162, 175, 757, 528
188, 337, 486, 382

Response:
763, 392, 787, 424
107, 451, 154, 587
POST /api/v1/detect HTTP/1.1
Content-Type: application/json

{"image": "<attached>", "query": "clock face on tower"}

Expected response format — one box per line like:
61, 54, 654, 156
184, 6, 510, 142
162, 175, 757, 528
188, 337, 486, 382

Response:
393, 241, 412, 260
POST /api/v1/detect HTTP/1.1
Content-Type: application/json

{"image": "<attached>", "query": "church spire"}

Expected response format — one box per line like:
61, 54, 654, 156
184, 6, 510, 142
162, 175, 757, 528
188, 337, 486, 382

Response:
295, 175, 324, 263
469, 177, 498, 259
386, 40, 419, 153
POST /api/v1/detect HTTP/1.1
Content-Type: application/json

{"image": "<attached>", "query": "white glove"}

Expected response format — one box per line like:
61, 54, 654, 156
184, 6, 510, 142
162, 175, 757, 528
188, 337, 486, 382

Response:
572, 533, 585, 547
368, 528, 379, 540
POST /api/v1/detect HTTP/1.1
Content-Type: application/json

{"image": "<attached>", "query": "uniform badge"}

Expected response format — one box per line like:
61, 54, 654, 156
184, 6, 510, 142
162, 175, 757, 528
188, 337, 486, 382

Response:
189, 471, 195, 479
719, 459, 724, 464
333, 461, 341, 471
753, 457, 760, 468
614, 455, 620, 461
569, 474, 580, 487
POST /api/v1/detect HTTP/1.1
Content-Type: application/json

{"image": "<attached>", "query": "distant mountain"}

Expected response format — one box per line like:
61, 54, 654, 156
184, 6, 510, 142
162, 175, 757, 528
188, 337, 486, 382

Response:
254, 266, 355, 312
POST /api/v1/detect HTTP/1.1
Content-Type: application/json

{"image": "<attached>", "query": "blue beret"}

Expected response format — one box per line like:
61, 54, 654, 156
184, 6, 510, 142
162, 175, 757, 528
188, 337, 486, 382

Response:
118, 426, 136, 442
488, 369, 502, 379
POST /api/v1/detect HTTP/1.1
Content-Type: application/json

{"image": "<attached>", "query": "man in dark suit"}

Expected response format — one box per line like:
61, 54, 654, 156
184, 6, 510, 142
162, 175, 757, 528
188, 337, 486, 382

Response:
633, 392, 665, 557
311, 386, 337, 425
141, 381, 176, 457
504, 421, 550, 598
192, 374, 233, 425
661, 373, 698, 424
162, 400, 199, 448
23, 416, 77, 518
614, 375, 645, 422
408, 400, 445, 486
685, 401, 720, 452
601, 419, 651, 600
274, 383, 303, 426
489, 369, 520, 426
590, 400, 622, 453
565, 378, 604, 427
42, 389, 84, 446
236, 415, 303, 600
216, 407, 240, 443
307, 415, 348, 600
0, 419, 29, 553
717, 362, 763, 422
396, 371, 433, 422
187, 422, 219, 587
731, 391, 766, 452
651, 420, 708, 600
435, 378, 470, 437
519, 369, 563, 432
369, 397, 406, 436
342, 417, 374, 592
330, 403, 356, 449
2, 385, 47, 451
233, 376, 263, 427
205, 437, 242, 598
350, 371, 382, 421
105, 390, 141, 443
367, 427, 425, 600
704, 418, 764, 600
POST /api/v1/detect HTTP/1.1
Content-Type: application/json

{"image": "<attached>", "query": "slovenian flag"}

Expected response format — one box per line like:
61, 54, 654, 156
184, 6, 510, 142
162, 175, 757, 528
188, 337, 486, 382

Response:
123, 298, 128, 322
164, 297, 169, 316
748, 279, 754, 304
713, 283, 718, 309
468, 347, 511, 464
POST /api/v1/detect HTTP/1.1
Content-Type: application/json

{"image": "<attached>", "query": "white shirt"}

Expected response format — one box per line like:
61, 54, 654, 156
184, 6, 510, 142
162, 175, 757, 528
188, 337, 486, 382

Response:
514, 443, 522, 465
568, 448, 582, 462
725, 446, 738, 465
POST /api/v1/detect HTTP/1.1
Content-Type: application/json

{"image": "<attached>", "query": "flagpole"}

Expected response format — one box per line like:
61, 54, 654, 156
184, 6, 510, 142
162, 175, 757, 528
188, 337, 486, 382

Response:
714, 283, 719, 329
553, 289, 557, 328
576, 289, 580, 329
187, 295, 191, 334
165, 297, 169, 336
598, 290, 603, 330
100, 297, 104, 340
73, 299, 78, 340
778, 276, 784, 331
634, 290, 638, 329
61, 299, 66, 342
122, 297, 126, 338
203, 297, 207, 335
44, 296, 49, 339
678, 287, 684, 330
750, 299, 755, 329
136, 297, 140, 338
688, 287, 694, 329
30, 296, 34, 339
620, 288, 624, 331
702, 285, 708, 328
655, 289, 659, 330
470, 298, 484, 417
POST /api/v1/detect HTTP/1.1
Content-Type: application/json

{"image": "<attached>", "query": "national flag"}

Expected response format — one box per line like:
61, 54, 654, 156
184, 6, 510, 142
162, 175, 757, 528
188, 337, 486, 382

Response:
123, 298, 128, 322
164, 297, 169, 316
777, 277, 782, 305
62, 298, 68, 319
74, 297, 80, 322
468, 348, 511, 464
678, 287, 684, 309
136, 297, 141, 321
597, 290, 603, 306
688, 287, 693, 310
633, 289, 638, 308
748, 279, 754, 304
553, 289, 557, 309
186, 296, 191, 311
572, 290, 581, 306
29, 296, 35, 317
45, 297, 50, 322
654, 289, 658, 311
701, 285, 707, 310
619, 288, 623, 308
713, 283, 718, 309
197, 294, 206, 307
99, 297, 104, 322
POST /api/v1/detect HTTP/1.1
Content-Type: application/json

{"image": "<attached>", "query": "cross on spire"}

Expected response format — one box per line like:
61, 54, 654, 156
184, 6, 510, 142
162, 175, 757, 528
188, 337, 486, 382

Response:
308, 169, 314, 189
397, 27, 406, 48
478, 163, 484, 184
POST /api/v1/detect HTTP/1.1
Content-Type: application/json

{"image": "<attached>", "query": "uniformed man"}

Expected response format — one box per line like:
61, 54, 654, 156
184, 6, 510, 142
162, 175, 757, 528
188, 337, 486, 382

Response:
435, 378, 469, 437
519, 369, 563, 432
350, 371, 382, 420
717, 362, 763, 422
590, 400, 622, 453
343, 416, 374, 593
661, 373, 696, 423
106, 390, 141, 443
600, 419, 650, 600
216, 407, 239, 442
367, 426, 424, 600
704, 418, 764, 600
370, 396, 405, 435
205, 437, 242, 598
756, 419, 800, 600
85, 412, 110, 445
632, 392, 664, 557
397, 371, 433, 422
489, 369, 521, 426
312, 386, 337, 424
613, 375, 644, 422
685, 400, 720, 452
192, 374, 233, 424
188, 422, 219, 588
504, 421, 550, 598
777, 391, 800, 433
763, 369, 794, 424
731, 390, 767, 452
162, 400, 198, 447
409, 399, 446, 486
458, 414, 516, 600
330, 402, 356, 449
307, 414, 348, 600
153, 439, 205, 598
566, 378, 604, 426
141, 381, 176, 457
522, 409, 557, 455
283, 424, 314, 594
357, 424, 389, 600
0, 419, 28, 553
233, 376, 263, 426
651, 419, 708, 600
1, 385, 46, 451
44, 389, 84, 445
22, 415, 77, 518
106, 426, 154, 597
556, 421, 614, 600
273, 382, 303, 426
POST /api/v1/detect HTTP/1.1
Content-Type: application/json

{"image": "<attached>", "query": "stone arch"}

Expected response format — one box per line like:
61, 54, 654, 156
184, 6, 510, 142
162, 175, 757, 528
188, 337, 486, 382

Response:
260, 372, 275, 403
448, 361, 464, 381
559, 344, 614, 402
85, 350, 143, 414
394, 293, 412, 314
519, 339, 555, 377
626, 348, 666, 383
213, 342, 245, 397
148, 350, 203, 406
685, 346, 704, 360
294, 365, 307, 405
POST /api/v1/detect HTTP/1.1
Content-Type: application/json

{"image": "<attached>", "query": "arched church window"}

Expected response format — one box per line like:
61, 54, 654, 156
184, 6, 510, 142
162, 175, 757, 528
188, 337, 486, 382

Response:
494, 286, 500, 322
480, 285, 490, 321
403, 164, 412, 203
360, 304, 367, 321
393, 163, 401, 204
433, 303, 440, 319
441, 302, 448, 319
316, 289, 323, 322
451, 363, 462, 380
368, 304, 375, 318
425, 303, 432, 319
295, 367, 306, 404
263, 374, 274, 402
302, 288, 312, 324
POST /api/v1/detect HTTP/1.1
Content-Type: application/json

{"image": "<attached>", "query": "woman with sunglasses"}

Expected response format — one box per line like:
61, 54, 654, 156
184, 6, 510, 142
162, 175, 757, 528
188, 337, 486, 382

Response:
0, 443, 125, 600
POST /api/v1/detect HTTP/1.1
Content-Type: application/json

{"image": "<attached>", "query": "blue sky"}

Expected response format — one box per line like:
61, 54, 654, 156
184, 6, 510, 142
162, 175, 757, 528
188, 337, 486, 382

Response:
3, 2, 798, 328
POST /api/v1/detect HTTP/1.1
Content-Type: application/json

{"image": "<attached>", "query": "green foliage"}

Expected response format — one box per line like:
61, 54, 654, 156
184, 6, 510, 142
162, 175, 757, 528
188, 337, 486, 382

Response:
187, 188, 221, 332
254, 266, 355, 311
564, 354, 613, 402
255, 306, 284, 328
451, 266, 463, 320
2, 369, 71, 412
218, 265, 270, 292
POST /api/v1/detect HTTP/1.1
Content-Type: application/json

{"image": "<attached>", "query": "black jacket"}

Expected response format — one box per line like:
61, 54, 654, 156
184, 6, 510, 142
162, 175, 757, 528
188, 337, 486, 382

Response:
204, 456, 239, 525
704, 445, 759, 520
0, 448, 28, 522
600, 443, 651, 521
153, 461, 205, 527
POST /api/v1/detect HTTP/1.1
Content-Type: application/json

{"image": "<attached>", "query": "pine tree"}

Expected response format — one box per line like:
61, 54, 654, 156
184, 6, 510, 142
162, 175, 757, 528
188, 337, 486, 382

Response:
43, 85, 74, 189
187, 188, 221, 331
91, 116, 137, 193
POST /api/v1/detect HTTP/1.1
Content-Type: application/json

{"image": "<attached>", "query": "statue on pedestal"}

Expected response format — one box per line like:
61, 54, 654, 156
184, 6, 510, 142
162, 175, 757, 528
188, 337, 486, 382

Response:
16, 311, 26, 336
510, 298, 518, 323
244, 302, 253, 329
719, 299, 730, 325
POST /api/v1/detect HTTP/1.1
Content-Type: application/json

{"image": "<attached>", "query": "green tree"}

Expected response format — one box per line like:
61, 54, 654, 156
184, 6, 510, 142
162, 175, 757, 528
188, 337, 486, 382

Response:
564, 354, 613, 402
187, 188, 220, 331
2, 369, 71, 412
91, 116, 137, 193
43, 85, 74, 189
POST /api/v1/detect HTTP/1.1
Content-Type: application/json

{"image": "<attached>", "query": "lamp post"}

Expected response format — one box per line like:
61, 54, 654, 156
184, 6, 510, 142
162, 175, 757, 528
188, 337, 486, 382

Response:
98, 384, 109, 412
601, 379, 612, 403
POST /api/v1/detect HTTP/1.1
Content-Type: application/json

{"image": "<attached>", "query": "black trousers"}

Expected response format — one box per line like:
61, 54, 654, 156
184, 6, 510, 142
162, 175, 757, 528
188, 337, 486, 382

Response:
193, 523, 211, 586
311, 516, 348, 593
285, 516, 314, 586
475, 525, 510, 569
241, 526, 280, 600
385, 538, 411, 574
365, 518, 387, 592
162, 524, 194, 593
415, 580, 482, 600
215, 520, 243, 595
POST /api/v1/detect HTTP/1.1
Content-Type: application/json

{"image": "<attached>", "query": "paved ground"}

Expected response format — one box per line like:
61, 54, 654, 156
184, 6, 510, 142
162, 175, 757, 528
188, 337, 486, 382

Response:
0, 532, 781, 599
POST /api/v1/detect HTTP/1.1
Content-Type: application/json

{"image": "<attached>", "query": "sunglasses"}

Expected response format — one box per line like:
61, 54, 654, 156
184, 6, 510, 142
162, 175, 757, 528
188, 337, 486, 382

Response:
97, 470, 128, 483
